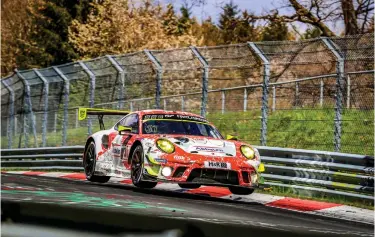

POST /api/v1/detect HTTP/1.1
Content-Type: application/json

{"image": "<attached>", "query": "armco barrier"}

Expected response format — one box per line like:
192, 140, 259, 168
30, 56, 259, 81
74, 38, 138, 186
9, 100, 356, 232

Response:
1, 146, 373, 201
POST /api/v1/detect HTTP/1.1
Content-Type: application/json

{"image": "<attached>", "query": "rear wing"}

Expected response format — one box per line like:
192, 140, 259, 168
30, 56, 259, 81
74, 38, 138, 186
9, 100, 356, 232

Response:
78, 107, 130, 130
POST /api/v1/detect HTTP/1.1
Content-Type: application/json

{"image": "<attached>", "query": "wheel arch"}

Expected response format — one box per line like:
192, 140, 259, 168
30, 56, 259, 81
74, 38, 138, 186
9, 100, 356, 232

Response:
128, 140, 143, 164
83, 137, 95, 161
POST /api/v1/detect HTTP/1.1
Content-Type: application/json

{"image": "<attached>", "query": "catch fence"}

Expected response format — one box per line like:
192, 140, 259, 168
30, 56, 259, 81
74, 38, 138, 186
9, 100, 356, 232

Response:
1, 34, 373, 155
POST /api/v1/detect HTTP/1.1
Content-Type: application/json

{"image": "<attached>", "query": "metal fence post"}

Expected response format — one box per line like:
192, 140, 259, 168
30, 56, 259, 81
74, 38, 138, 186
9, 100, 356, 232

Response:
14, 115, 18, 136
320, 79, 324, 107
221, 90, 225, 114
79, 61, 95, 135
272, 86, 276, 112
2, 80, 14, 148
130, 101, 134, 111
347, 74, 351, 108
295, 82, 299, 106
33, 69, 49, 147
53, 66, 70, 146
144, 50, 162, 109
248, 42, 270, 146
75, 108, 79, 128
322, 38, 345, 152
106, 55, 125, 109
243, 88, 247, 112
15, 70, 38, 148
181, 96, 185, 111
190, 46, 209, 117
163, 99, 167, 110
53, 112, 57, 133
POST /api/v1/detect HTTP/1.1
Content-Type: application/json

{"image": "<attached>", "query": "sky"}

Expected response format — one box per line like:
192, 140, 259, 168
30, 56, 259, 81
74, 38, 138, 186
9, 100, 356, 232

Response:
163, 0, 285, 22
160, 0, 344, 34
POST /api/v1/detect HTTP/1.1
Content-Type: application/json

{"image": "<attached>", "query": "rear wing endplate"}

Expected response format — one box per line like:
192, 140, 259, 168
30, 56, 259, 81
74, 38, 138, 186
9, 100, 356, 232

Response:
78, 107, 130, 130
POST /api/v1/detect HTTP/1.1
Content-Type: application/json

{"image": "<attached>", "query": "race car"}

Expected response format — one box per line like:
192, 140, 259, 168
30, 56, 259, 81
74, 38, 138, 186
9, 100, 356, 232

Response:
80, 108, 265, 195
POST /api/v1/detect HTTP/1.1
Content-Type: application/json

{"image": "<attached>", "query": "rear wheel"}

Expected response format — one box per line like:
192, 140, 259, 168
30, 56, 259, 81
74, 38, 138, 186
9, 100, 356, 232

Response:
228, 186, 254, 195
84, 141, 110, 183
131, 145, 157, 189
178, 183, 201, 189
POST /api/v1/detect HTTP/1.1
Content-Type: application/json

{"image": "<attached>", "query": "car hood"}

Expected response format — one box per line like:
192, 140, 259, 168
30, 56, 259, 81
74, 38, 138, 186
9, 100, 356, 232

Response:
167, 136, 237, 157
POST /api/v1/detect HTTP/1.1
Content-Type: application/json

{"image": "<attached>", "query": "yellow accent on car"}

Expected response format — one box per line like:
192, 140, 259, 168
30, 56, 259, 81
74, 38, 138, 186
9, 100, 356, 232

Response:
147, 154, 161, 164
78, 107, 130, 120
240, 145, 255, 159
156, 139, 175, 154
258, 163, 265, 173
145, 165, 160, 176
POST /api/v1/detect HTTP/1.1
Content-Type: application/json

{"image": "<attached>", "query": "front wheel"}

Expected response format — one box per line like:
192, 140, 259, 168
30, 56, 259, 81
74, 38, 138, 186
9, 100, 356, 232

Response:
84, 141, 111, 183
131, 145, 157, 189
228, 186, 255, 195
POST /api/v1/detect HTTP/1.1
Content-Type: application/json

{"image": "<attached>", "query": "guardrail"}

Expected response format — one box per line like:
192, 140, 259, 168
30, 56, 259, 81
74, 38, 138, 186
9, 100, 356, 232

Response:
1, 146, 373, 201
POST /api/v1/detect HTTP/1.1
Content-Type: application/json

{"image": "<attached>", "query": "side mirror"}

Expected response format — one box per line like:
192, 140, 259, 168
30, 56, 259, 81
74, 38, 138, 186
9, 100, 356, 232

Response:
226, 134, 238, 141
118, 125, 132, 135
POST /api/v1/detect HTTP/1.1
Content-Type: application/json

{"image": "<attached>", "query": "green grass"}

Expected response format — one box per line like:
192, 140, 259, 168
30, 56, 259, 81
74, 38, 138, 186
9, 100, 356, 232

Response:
3, 109, 373, 154
207, 108, 373, 155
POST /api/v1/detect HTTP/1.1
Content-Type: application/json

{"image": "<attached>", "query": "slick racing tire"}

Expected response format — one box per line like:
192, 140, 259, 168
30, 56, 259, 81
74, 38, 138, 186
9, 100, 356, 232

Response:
131, 145, 157, 189
84, 141, 111, 183
178, 183, 201, 189
228, 186, 255, 195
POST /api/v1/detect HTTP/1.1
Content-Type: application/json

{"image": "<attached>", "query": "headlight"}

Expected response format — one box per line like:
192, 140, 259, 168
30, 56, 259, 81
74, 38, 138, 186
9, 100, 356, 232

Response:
156, 139, 175, 154
240, 145, 255, 159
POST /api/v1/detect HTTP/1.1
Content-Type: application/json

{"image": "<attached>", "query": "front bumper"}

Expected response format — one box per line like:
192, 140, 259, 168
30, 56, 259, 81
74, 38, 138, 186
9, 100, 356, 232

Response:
142, 161, 264, 188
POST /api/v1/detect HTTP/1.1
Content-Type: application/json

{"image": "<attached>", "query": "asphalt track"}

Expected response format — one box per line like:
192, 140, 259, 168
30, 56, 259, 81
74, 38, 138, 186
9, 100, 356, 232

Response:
1, 173, 373, 237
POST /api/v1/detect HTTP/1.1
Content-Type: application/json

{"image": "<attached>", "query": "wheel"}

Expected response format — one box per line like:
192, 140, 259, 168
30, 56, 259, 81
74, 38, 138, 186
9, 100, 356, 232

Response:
228, 186, 255, 195
178, 183, 201, 189
131, 145, 157, 188
84, 141, 111, 183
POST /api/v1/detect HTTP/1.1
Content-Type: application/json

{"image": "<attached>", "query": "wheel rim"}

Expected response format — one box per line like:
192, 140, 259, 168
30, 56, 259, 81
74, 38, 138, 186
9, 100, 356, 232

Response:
131, 148, 142, 183
84, 145, 95, 177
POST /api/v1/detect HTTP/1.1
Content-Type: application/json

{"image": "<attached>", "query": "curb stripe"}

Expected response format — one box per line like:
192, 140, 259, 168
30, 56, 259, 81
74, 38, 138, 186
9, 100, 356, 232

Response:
266, 197, 342, 211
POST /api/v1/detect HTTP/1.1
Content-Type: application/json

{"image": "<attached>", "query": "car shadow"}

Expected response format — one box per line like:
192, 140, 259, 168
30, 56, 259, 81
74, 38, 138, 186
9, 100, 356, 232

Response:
98, 181, 263, 206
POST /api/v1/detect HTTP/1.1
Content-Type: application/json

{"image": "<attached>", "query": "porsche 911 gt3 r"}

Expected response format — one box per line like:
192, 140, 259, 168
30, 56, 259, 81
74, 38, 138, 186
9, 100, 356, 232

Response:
80, 108, 265, 195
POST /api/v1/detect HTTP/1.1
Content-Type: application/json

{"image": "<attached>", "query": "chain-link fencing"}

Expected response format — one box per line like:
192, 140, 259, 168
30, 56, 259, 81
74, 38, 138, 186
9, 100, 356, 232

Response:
1, 34, 373, 155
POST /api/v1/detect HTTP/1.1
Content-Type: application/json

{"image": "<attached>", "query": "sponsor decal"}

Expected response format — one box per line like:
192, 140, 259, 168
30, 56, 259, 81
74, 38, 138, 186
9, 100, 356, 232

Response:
204, 161, 231, 169
99, 162, 112, 170
174, 155, 185, 160
195, 147, 224, 153
113, 147, 121, 155
142, 114, 208, 123
154, 158, 167, 164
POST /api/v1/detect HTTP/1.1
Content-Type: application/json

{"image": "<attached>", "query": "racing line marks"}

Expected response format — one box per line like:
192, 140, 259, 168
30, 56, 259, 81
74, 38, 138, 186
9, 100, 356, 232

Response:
1, 171, 373, 225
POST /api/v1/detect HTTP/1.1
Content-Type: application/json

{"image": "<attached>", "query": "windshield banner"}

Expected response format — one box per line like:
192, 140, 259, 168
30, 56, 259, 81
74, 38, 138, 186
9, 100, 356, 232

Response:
142, 114, 208, 123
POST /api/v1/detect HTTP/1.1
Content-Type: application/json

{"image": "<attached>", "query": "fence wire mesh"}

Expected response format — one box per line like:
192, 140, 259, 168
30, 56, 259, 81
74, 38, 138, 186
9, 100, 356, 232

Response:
1, 34, 373, 155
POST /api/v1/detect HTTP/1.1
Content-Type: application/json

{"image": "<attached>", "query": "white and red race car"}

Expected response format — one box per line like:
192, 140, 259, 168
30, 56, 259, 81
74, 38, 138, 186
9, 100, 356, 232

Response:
81, 108, 265, 195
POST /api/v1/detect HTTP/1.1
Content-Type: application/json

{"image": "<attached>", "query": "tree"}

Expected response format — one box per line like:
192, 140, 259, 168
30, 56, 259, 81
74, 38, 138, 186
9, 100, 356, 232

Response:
69, 0, 199, 59
218, 1, 240, 44
15, 0, 94, 70
247, 0, 374, 36
262, 21, 289, 41
192, 17, 222, 46
301, 27, 322, 39
1, 0, 36, 76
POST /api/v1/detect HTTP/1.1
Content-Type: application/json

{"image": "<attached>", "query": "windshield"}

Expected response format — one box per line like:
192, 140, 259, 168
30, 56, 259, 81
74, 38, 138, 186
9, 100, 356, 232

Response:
142, 120, 223, 139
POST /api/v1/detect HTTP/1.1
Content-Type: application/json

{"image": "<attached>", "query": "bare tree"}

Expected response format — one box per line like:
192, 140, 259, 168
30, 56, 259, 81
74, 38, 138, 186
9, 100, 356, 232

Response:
246, 0, 374, 36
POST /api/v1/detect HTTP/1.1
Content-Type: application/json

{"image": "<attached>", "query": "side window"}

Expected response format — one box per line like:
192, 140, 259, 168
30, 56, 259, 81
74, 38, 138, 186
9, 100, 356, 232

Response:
125, 114, 139, 133
114, 116, 128, 130
114, 114, 139, 133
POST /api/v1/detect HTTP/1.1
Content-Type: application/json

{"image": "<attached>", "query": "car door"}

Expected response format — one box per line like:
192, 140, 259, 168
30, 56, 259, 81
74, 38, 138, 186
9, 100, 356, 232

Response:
111, 114, 139, 174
